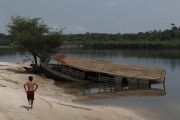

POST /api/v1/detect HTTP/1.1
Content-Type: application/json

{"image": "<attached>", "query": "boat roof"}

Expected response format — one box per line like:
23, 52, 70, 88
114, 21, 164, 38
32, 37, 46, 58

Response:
54, 55, 166, 81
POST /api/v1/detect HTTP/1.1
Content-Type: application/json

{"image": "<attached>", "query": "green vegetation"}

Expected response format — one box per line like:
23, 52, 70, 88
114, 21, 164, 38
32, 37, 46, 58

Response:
62, 24, 180, 49
0, 33, 12, 46
6, 16, 63, 65
1, 20, 180, 50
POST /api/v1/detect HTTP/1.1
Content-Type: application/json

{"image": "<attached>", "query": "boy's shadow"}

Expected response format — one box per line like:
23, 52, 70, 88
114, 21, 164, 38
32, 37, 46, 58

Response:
20, 106, 30, 111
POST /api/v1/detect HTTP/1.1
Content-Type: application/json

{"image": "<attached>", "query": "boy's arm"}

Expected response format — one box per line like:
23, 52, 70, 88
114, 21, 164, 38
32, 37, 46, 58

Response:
34, 83, 38, 91
24, 83, 27, 92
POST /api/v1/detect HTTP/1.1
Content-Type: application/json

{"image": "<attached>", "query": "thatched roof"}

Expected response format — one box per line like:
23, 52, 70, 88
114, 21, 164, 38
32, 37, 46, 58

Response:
54, 55, 166, 81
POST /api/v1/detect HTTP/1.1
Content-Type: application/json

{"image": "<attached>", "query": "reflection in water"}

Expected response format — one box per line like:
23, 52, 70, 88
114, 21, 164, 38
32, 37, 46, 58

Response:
0, 48, 16, 55
62, 80, 166, 99
0, 48, 25, 62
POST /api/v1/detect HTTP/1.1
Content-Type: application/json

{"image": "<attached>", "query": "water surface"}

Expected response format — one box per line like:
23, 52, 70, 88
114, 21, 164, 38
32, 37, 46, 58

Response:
59, 48, 180, 120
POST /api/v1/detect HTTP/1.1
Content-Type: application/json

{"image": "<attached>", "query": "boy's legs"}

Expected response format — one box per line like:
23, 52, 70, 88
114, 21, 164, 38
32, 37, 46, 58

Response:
27, 91, 34, 109
28, 100, 33, 109
31, 100, 33, 109
28, 100, 31, 105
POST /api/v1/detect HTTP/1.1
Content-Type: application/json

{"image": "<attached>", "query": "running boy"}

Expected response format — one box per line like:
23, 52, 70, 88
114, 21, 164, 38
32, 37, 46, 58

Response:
24, 76, 38, 109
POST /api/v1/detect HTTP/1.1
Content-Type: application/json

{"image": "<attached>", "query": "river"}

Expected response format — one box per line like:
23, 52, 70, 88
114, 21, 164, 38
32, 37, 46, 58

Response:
0, 48, 180, 120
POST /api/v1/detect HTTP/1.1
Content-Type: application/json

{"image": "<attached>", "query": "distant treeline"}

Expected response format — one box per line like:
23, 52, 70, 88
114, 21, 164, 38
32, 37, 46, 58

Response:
0, 33, 12, 46
63, 24, 180, 49
1, 24, 180, 49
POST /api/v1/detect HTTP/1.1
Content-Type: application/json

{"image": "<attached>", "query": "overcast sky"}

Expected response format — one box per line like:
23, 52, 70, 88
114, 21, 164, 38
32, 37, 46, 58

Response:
0, 0, 180, 34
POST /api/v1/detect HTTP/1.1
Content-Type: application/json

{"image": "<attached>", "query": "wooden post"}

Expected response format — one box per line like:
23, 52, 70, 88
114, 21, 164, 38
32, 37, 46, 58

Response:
137, 79, 139, 88
163, 77, 166, 91
61, 64, 63, 72
83, 70, 85, 79
98, 73, 100, 93
149, 81, 151, 88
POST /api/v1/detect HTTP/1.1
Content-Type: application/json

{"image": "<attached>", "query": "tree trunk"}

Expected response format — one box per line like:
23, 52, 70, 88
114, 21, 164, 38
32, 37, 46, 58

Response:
33, 54, 38, 66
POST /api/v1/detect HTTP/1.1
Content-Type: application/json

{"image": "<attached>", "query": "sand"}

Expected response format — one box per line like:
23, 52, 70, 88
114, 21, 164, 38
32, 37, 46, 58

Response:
0, 61, 145, 120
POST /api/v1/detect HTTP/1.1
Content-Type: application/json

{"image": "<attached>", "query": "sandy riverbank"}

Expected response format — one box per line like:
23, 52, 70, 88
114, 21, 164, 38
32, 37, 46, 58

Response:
0, 61, 145, 120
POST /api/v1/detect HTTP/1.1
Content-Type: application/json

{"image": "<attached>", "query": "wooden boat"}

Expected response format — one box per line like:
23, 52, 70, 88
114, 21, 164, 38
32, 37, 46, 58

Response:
41, 54, 166, 84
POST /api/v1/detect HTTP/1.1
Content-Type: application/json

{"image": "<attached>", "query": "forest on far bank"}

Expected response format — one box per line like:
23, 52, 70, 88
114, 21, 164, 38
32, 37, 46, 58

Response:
1, 23, 180, 49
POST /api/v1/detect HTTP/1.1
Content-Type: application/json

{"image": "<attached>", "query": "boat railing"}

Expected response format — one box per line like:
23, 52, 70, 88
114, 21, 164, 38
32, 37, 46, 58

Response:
61, 66, 84, 78
69, 70, 84, 78
98, 76, 115, 83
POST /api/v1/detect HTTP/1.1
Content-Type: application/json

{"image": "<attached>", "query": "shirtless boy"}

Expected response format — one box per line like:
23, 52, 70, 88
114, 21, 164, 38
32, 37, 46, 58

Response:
24, 76, 38, 109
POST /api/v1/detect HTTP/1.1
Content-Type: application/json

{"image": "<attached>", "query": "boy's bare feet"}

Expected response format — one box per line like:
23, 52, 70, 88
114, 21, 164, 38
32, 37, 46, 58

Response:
29, 100, 31, 105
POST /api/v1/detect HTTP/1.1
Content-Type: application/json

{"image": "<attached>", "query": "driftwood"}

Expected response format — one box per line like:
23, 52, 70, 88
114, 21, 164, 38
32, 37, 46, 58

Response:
23, 65, 42, 73
40, 97, 92, 111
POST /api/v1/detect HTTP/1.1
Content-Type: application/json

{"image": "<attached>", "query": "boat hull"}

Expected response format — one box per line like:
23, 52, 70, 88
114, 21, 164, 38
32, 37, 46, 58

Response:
41, 63, 87, 82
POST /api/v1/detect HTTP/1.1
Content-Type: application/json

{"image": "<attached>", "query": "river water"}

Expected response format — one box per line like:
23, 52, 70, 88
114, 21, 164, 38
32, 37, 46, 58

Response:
0, 48, 180, 120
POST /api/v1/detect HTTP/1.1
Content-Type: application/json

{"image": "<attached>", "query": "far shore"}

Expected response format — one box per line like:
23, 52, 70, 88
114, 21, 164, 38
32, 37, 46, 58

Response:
0, 61, 145, 120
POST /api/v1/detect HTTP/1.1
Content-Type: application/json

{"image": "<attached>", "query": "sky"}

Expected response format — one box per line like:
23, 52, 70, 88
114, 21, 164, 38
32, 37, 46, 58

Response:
0, 0, 180, 34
